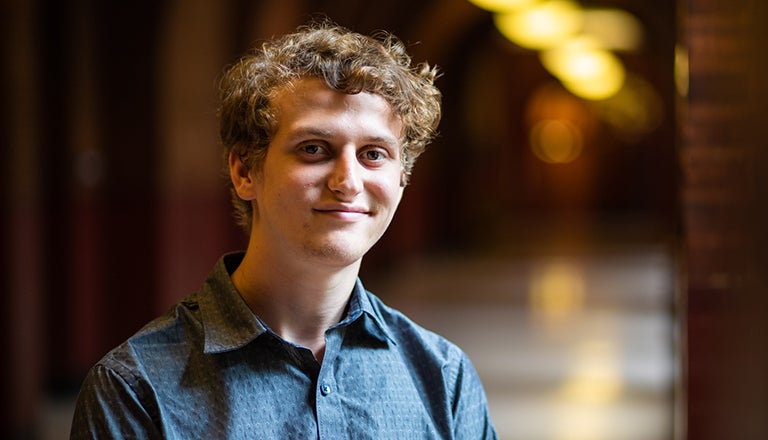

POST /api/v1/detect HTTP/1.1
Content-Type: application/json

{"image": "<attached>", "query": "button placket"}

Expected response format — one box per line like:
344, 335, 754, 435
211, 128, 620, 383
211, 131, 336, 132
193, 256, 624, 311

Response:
318, 327, 341, 399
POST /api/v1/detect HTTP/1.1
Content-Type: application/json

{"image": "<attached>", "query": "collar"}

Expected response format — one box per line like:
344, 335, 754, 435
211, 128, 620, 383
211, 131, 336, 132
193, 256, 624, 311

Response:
198, 253, 395, 354
199, 253, 266, 354
338, 278, 398, 346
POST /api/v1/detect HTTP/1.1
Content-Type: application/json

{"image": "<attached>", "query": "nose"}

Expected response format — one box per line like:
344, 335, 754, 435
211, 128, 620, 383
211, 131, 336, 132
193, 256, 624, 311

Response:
328, 151, 363, 198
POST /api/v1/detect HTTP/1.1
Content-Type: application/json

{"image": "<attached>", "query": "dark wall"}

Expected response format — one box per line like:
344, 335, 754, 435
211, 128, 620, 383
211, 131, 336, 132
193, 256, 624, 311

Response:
682, 0, 768, 438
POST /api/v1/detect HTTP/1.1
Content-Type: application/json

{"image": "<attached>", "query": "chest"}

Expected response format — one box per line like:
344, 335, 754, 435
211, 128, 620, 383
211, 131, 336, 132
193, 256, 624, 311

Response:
150, 340, 451, 439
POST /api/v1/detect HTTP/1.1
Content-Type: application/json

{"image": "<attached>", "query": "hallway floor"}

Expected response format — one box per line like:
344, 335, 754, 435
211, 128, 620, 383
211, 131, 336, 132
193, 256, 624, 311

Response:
378, 243, 677, 440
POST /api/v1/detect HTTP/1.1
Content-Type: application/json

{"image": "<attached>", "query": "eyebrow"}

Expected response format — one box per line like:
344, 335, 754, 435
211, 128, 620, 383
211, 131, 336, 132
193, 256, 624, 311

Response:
287, 127, 401, 148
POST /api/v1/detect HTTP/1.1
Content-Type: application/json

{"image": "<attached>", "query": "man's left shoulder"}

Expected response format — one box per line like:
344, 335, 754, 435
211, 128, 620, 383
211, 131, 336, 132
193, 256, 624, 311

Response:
364, 290, 465, 361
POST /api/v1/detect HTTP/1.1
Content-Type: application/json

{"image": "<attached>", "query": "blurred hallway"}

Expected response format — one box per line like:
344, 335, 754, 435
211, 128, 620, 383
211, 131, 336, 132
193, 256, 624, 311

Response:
375, 235, 676, 440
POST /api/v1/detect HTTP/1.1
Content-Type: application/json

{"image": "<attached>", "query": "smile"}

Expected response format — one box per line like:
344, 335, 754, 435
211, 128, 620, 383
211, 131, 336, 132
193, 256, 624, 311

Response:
313, 205, 371, 220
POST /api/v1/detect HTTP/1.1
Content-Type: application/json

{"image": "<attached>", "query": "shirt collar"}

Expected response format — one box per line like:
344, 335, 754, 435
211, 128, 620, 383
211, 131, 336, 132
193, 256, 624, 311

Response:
340, 279, 397, 346
199, 253, 266, 354
198, 253, 395, 354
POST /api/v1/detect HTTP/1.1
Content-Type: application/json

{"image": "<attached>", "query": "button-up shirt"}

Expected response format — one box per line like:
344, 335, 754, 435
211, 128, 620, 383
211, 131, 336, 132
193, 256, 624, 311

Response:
70, 253, 498, 439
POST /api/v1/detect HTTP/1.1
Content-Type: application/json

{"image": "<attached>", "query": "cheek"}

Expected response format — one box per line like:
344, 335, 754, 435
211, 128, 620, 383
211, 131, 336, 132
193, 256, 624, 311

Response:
374, 178, 404, 209
273, 167, 320, 194
391, 184, 404, 206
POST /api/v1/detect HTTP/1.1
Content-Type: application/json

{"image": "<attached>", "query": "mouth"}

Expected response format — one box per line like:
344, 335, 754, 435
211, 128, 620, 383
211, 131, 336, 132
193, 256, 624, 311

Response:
313, 204, 371, 219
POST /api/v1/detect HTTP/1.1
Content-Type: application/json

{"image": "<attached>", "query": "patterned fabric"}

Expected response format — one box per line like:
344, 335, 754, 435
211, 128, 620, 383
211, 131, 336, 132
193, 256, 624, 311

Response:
70, 253, 498, 439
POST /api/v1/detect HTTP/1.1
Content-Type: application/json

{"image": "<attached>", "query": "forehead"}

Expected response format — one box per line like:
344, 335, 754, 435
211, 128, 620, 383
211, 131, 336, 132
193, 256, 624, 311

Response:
270, 77, 401, 128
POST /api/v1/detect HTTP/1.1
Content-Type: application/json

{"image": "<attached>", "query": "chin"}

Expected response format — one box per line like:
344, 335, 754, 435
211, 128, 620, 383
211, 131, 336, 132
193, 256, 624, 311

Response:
303, 240, 370, 267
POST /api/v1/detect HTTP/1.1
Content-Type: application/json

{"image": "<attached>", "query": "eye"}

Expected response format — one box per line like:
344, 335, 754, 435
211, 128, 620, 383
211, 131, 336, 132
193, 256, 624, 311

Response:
297, 143, 329, 161
363, 150, 384, 161
358, 145, 400, 168
301, 144, 322, 155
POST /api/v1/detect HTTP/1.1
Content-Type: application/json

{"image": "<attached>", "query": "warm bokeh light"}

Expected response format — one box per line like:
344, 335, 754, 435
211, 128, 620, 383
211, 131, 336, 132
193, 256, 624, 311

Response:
530, 119, 584, 164
524, 81, 598, 166
562, 69, 625, 100
551, 405, 614, 440
541, 38, 626, 100
524, 81, 597, 132
592, 74, 664, 142
551, 339, 624, 439
559, 340, 623, 403
539, 36, 599, 74
494, 0, 584, 50
529, 261, 586, 322
581, 8, 643, 51
675, 44, 690, 98
467, 0, 541, 13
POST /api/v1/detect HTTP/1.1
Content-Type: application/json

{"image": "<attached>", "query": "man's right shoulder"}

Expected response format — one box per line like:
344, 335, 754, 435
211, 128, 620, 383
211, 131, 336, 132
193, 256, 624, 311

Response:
95, 291, 205, 378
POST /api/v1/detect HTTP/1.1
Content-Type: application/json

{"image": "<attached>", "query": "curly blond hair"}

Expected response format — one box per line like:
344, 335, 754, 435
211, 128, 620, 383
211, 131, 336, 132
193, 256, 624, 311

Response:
218, 21, 442, 232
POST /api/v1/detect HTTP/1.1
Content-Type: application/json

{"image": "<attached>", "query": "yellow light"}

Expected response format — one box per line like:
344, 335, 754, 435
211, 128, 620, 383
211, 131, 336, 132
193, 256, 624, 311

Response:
540, 36, 601, 76
494, 0, 584, 50
675, 44, 690, 98
529, 261, 586, 321
541, 38, 626, 100
467, 0, 541, 13
559, 341, 624, 403
554, 408, 612, 440
593, 74, 664, 142
562, 63, 625, 100
554, 340, 624, 440
530, 119, 583, 164
581, 8, 643, 51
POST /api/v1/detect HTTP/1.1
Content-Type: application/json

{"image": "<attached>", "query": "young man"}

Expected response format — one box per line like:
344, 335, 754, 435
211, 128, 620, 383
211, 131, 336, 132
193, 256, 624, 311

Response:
71, 22, 498, 439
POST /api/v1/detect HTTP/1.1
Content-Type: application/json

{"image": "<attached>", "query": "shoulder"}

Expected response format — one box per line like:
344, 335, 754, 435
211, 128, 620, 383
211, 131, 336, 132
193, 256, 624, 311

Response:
96, 292, 204, 383
364, 290, 467, 368
362, 289, 497, 437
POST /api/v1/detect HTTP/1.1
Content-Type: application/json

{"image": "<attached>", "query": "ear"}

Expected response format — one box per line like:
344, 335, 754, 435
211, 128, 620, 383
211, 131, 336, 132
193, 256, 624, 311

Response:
228, 149, 259, 201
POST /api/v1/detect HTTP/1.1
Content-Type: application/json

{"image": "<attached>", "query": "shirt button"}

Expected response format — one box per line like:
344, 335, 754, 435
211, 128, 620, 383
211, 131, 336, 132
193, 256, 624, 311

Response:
320, 384, 332, 396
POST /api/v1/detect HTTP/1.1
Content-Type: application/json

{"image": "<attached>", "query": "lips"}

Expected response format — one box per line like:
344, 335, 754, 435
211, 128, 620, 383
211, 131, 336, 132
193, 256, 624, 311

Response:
313, 203, 371, 219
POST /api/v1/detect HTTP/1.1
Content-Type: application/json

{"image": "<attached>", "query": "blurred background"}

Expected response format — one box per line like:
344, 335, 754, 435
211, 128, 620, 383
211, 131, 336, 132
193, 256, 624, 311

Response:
2, 0, 767, 439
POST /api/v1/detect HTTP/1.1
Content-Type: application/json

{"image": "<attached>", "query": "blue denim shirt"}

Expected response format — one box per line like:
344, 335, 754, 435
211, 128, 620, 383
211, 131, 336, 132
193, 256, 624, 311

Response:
70, 253, 497, 439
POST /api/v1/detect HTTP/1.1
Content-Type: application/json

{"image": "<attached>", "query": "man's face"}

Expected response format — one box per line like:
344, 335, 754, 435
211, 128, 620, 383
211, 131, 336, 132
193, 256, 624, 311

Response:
242, 78, 405, 269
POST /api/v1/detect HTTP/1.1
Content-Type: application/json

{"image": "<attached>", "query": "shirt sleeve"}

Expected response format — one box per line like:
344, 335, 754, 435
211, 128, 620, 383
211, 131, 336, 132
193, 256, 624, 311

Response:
70, 363, 163, 440
450, 353, 499, 440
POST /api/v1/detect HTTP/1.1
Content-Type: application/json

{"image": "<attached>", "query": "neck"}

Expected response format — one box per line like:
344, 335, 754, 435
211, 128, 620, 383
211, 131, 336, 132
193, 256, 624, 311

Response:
231, 246, 361, 363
